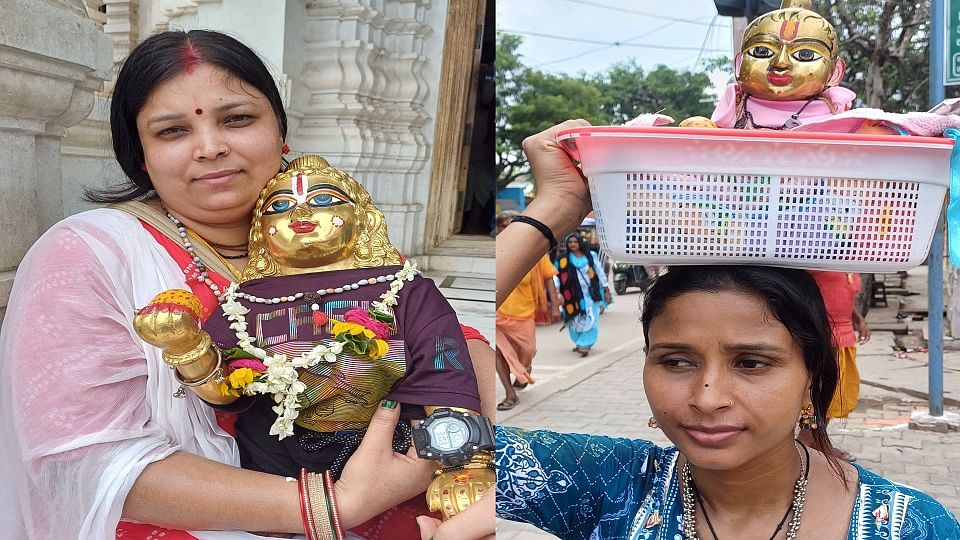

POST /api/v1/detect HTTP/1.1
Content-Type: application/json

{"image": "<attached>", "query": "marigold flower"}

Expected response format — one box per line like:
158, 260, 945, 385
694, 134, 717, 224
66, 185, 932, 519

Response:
228, 367, 257, 389
368, 339, 389, 359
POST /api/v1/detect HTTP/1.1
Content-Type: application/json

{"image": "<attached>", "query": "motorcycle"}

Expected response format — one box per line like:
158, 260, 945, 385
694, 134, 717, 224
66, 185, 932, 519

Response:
612, 262, 656, 295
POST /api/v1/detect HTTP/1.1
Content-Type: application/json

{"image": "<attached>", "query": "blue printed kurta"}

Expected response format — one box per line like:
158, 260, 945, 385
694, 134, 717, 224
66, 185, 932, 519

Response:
496, 427, 960, 540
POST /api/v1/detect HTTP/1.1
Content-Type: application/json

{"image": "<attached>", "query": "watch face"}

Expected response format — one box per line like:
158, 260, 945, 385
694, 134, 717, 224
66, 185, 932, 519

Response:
428, 416, 469, 452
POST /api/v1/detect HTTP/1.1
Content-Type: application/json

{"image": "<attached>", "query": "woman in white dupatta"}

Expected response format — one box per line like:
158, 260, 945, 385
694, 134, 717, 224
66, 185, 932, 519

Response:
0, 30, 437, 540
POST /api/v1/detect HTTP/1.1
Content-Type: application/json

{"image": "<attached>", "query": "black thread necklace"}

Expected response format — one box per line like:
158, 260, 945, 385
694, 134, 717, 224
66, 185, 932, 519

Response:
734, 95, 819, 130
215, 250, 249, 260
689, 442, 810, 540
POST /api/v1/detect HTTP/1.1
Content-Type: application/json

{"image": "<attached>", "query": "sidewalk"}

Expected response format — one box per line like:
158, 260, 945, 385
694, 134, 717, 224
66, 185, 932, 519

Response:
496, 268, 960, 539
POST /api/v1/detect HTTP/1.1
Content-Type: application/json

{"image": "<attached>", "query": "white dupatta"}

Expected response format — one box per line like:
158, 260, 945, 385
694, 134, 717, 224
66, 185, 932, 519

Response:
0, 209, 271, 539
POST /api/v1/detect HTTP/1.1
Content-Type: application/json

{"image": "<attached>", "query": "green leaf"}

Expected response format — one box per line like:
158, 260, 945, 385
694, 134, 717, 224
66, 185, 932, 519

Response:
223, 347, 257, 360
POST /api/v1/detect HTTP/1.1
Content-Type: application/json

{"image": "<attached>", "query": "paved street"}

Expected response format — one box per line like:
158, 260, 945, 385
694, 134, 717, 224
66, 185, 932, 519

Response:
496, 270, 960, 539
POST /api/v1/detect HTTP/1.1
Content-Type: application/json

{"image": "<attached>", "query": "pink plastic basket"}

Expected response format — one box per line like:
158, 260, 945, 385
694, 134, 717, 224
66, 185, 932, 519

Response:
558, 126, 954, 271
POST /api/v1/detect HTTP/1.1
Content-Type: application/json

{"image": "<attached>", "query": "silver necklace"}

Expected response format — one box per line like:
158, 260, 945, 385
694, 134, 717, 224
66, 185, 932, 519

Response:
681, 441, 809, 540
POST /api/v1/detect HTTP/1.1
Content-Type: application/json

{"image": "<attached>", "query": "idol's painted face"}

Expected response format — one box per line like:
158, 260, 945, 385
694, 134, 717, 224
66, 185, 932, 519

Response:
259, 172, 360, 268
738, 12, 837, 101
643, 290, 811, 473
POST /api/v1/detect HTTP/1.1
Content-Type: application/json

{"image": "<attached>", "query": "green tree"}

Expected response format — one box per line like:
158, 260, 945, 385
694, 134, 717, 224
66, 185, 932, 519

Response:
496, 34, 608, 189
822, 0, 950, 112
496, 33, 722, 189
596, 60, 717, 124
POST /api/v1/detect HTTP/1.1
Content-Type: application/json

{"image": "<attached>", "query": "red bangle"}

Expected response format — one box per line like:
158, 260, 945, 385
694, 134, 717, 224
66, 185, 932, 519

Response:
323, 470, 345, 540
298, 469, 316, 540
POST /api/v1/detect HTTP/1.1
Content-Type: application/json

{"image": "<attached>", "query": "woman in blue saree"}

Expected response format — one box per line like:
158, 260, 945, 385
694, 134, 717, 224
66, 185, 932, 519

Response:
556, 232, 611, 357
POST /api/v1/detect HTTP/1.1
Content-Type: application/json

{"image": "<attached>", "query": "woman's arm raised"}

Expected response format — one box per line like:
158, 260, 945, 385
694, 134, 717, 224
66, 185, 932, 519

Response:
496, 119, 593, 306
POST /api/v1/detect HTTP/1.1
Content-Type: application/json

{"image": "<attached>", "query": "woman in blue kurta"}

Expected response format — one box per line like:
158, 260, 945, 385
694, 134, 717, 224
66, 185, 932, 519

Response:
556, 233, 610, 357
496, 266, 960, 539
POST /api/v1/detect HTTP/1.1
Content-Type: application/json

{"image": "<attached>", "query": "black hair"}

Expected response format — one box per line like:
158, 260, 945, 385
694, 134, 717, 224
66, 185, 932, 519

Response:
565, 232, 597, 269
641, 265, 845, 480
85, 30, 288, 203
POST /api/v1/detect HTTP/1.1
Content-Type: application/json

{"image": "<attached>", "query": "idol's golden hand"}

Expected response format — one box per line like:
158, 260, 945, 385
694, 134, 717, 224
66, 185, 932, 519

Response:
133, 289, 205, 356
679, 116, 718, 128
133, 290, 236, 404
134, 308, 204, 356
426, 459, 495, 520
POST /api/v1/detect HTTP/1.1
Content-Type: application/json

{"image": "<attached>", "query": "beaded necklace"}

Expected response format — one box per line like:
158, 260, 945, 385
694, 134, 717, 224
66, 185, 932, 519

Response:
163, 209, 234, 299
682, 441, 809, 540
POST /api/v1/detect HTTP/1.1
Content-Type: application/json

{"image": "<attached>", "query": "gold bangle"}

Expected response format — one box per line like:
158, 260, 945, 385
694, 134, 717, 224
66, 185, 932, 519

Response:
306, 471, 337, 540
162, 331, 213, 366
173, 344, 224, 387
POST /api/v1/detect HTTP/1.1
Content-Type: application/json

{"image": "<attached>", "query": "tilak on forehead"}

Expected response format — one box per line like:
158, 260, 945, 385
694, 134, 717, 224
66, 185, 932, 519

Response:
779, 18, 799, 41
293, 173, 309, 204
746, 0, 838, 54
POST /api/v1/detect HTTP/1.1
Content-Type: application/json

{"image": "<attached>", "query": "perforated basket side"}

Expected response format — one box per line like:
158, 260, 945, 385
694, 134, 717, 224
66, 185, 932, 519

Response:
588, 171, 946, 271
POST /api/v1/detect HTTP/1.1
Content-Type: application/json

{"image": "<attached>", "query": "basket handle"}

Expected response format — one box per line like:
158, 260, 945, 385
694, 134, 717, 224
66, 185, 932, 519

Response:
559, 135, 581, 164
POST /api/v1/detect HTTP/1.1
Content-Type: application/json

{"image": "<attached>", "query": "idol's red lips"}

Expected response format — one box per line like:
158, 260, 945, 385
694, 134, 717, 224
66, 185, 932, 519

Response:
289, 221, 317, 234
767, 73, 793, 85
195, 169, 240, 180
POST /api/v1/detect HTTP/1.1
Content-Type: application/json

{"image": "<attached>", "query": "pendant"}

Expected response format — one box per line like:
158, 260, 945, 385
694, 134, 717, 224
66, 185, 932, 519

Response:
173, 386, 186, 399
784, 116, 801, 129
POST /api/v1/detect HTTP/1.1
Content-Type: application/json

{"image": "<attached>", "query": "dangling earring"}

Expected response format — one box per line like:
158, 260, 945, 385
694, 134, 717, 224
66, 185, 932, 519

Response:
799, 404, 819, 430
648, 416, 659, 429
282, 143, 290, 154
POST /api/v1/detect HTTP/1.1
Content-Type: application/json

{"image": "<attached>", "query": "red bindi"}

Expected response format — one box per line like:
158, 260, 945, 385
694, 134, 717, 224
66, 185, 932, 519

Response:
195, 108, 203, 115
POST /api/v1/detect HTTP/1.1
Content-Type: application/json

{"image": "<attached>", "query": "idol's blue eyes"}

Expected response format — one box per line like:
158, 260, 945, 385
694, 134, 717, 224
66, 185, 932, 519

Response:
263, 188, 350, 215
309, 193, 337, 207
268, 199, 294, 213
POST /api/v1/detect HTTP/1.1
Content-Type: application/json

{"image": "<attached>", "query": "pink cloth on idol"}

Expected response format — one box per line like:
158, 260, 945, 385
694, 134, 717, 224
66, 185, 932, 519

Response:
793, 108, 960, 136
711, 83, 857, 129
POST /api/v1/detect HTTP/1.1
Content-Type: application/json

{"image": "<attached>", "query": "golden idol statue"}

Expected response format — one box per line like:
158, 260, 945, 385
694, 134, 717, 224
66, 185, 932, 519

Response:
134, 155, 492, 524
681, 0, 856, 130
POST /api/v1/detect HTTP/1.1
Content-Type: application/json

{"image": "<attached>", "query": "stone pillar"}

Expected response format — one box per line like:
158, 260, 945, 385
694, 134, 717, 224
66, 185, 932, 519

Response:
0, 0, 112, 322
292, 0, 436, 255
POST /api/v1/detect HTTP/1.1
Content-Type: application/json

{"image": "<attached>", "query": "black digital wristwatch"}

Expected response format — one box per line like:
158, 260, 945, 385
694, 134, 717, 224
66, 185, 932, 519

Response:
412, 408, 495, 467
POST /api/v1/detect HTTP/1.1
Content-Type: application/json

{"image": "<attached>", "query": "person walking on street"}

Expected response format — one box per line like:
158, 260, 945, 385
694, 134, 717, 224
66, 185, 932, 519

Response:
495, 212, 561, 411
799, 271, 871, 462
556, 232, 611, 357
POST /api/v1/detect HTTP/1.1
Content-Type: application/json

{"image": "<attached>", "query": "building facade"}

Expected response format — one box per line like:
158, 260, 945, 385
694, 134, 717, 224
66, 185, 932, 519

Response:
0, 0, 492, 321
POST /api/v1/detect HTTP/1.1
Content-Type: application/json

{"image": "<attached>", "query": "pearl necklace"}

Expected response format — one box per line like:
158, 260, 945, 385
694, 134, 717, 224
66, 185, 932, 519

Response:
681, 441, 809, 540
233, 272, 400, 305
164, 210, 226, 300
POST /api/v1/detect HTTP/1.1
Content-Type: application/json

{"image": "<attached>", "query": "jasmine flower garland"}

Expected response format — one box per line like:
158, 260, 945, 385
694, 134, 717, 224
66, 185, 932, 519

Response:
219, 261, 421, 439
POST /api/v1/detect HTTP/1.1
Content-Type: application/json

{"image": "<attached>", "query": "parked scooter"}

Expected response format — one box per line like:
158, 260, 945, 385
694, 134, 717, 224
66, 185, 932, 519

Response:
612, 262, 656, 295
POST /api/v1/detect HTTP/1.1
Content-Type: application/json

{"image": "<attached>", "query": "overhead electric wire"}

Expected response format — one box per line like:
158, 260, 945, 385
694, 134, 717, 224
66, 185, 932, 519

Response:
693, 14, 721, 69
498, 28, 730, 53
532, 20, 679, 68
555, 0, 729, 27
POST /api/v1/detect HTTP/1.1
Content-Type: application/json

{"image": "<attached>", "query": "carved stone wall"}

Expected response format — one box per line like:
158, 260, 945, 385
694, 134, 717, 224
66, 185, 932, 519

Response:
0, 0, 112, 321
292, 0, 440, 255
50, 0, 458, 261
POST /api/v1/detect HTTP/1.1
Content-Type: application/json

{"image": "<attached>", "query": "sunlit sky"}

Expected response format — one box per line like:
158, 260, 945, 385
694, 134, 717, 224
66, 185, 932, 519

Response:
497, 0, 736, 96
